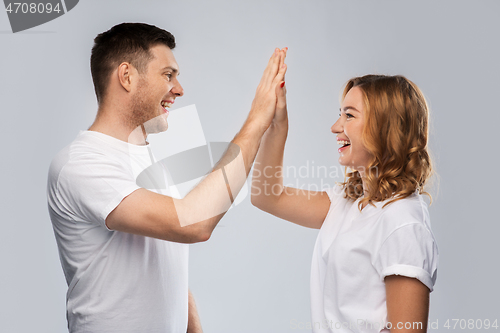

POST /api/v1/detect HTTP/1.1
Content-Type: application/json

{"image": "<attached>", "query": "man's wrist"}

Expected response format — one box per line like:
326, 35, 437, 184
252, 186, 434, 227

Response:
240, 113, 269, 138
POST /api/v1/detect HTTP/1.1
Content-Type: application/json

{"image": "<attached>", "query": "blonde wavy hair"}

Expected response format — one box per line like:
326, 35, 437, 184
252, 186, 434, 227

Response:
339, 75, 433, 210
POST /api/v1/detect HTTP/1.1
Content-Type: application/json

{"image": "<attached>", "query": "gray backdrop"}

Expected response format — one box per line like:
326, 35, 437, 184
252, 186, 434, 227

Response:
1, 0, 499, 332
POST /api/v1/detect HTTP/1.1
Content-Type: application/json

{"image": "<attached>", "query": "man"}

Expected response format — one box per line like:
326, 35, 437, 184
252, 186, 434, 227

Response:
47, 22, 286, 332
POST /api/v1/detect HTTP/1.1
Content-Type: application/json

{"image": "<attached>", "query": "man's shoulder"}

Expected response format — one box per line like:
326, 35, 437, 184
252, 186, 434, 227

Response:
47, 131, 144, 225
48, 131, 126, 184
50, 132, 96, 166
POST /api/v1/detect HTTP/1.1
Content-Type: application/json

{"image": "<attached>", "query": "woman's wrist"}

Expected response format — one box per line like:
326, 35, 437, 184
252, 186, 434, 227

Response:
268, 117, 289, 134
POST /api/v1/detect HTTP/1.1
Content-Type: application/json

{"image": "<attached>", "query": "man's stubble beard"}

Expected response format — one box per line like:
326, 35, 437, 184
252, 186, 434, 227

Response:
129, 79, 169, 135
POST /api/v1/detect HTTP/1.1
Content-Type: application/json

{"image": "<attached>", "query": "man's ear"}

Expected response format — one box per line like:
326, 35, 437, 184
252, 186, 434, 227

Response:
117, 62, 136, 93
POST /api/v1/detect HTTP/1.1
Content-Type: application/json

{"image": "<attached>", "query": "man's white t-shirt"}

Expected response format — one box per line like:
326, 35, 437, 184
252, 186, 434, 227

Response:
310, 185, 438, 333
47, 131, 189, 333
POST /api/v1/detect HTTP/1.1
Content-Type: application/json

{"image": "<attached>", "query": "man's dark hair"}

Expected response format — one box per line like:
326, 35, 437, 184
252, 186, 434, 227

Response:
90, 23, 176, 103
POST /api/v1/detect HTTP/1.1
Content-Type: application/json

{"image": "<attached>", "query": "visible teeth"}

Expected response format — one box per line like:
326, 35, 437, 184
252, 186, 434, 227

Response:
337, 140, 350, 146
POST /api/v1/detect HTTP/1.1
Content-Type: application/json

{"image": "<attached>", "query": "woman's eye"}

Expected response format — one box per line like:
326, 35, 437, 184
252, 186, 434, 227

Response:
338, 112, 354, 119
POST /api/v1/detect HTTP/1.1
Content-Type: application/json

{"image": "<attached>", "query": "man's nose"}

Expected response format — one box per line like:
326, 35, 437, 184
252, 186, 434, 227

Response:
172, 79, 184, 97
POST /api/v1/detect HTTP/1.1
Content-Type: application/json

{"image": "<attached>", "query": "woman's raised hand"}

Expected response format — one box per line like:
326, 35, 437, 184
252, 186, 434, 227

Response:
274, 47, 288, 124
248, 48, 287, 131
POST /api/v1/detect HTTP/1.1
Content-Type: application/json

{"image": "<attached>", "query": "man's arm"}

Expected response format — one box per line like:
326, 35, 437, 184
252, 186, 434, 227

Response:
106, 48, 288, 243
187, 290, 203, 333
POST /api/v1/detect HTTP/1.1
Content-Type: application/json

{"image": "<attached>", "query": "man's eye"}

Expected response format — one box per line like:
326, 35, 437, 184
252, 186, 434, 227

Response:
165, 73, 172, 80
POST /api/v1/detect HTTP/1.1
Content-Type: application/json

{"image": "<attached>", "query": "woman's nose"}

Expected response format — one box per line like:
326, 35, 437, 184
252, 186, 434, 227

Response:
331, 117, 343, 134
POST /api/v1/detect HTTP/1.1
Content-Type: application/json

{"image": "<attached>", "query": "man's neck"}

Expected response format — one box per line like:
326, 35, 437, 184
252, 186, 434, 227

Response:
88, 107, 148, 146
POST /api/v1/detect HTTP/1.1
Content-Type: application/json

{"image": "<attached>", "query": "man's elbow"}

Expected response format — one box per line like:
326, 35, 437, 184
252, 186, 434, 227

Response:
196, 231, 211, 243
178, 229, 211, 244
179, 219, 215, 244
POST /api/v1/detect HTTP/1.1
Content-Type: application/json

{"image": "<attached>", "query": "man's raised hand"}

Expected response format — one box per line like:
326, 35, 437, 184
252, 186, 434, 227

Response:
248, 48, 287, 131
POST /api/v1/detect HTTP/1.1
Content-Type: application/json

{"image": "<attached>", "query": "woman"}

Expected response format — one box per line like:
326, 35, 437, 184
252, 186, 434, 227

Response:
251, 70, 438, 332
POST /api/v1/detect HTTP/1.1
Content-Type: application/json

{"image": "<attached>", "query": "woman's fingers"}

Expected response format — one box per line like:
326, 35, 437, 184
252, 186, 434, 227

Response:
274, 81, 288, 123
274, 49, 287, 84
273, 60, 287, 87
281, 47, 288, 81
276, 82, 286, 107
279, 47, 287, 73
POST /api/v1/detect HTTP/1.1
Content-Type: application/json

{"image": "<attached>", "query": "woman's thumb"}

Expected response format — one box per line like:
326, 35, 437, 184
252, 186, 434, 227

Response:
276, 81, 286, 107
276, 81, 286, 96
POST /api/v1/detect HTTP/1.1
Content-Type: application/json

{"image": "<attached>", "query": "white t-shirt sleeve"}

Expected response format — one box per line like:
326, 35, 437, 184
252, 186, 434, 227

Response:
56, 156, 141, 229
374, 223, 439, 291
325, 184, 344, 208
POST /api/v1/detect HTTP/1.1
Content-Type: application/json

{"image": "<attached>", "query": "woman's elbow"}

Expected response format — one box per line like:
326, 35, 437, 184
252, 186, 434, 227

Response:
250, 193, 266, 210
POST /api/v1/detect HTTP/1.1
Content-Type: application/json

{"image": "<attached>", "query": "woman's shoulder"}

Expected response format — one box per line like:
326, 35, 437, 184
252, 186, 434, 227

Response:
324, 186, 432, 231
324, 183, 344, 200
374, 191, 431, 231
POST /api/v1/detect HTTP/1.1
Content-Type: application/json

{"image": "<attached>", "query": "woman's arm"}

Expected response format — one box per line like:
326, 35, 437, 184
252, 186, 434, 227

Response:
251, 53, 330, 229
385, 275, 430, 332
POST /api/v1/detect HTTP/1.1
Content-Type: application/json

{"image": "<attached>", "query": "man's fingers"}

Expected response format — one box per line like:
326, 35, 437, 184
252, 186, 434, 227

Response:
257, 48, 287, 95
272, 49, 287, 85
259, 48, 280, 87
265, 48, 282, 88
273, 62, 287, 86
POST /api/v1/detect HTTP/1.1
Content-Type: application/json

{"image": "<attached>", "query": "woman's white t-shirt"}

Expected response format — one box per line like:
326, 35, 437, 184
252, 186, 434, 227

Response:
310, 185, 438, 333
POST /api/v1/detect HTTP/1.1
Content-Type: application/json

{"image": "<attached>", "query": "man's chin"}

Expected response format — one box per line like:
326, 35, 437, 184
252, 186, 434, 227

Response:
144, 113, 169, 135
